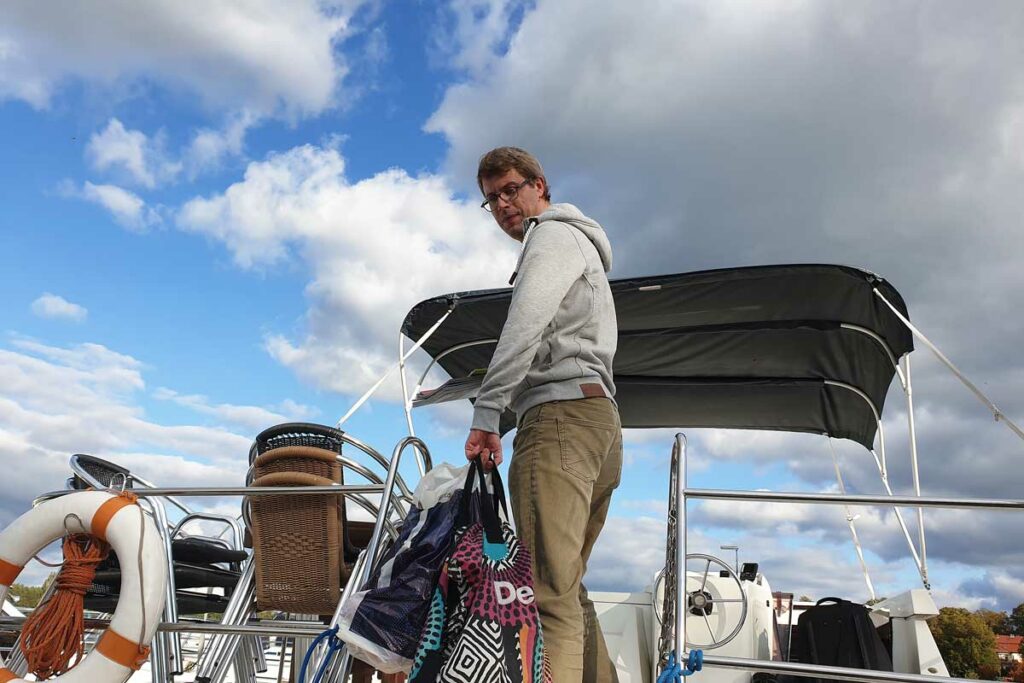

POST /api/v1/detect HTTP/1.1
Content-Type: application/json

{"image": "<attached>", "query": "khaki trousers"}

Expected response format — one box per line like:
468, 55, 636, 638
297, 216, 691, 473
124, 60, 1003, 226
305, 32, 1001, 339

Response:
509, 397, 623, 683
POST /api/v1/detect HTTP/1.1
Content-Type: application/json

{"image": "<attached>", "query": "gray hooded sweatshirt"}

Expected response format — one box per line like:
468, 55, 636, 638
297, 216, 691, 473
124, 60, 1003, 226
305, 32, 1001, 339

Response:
471, 203, 618, 433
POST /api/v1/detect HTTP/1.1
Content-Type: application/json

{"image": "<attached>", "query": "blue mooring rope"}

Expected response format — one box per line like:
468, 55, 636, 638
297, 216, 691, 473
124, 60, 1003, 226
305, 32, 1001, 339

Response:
658, 649, 704, 682
299, 625, 344, 683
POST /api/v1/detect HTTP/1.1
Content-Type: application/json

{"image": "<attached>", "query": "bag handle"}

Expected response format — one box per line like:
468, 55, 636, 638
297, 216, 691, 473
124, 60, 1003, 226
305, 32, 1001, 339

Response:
487, 461, 510, 521
815, 597, 846, 606
458, 459, 507, 544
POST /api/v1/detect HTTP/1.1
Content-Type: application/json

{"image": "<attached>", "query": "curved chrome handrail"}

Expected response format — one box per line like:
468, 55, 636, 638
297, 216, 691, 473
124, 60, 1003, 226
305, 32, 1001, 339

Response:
170, 512, 245, 551
313, 435, 431, 675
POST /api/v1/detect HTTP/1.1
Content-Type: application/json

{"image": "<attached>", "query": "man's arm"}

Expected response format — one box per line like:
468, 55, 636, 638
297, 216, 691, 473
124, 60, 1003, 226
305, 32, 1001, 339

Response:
471, 222, 587, 434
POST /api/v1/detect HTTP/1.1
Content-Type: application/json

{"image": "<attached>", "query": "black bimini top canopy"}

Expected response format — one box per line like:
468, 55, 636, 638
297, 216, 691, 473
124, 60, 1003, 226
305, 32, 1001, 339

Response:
401, 264, 914, 450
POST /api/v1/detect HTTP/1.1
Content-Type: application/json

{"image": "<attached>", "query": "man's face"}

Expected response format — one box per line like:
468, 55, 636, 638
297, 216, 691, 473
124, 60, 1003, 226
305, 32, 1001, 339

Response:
481, 170, 548, 242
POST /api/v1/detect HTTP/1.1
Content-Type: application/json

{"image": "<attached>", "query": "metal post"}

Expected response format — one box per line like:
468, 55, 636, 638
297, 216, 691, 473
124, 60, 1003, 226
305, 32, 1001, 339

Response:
675, 433, 688, 661
786, 595, 794, 662
318, 549, 370, 681
194, 557, 256, 683
232, 633, 256, 682
206, 589, 257, 683
702, 653, 985, 683
250, 628, 268, 673
867, 449, 927, 587
683, 488, 1023, 510
312, 436, 431, 675
720, 545, 739, 575
903, 354, 929, 588
150, 635, 166, 683
141, 496, 183, 676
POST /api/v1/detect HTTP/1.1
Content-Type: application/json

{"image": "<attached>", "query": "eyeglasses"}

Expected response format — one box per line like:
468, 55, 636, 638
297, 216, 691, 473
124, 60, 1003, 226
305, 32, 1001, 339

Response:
480, 179, 533, 212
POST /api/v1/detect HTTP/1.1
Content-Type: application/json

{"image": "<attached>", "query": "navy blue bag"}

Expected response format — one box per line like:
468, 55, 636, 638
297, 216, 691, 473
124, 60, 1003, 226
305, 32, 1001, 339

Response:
337, 463, 477, 673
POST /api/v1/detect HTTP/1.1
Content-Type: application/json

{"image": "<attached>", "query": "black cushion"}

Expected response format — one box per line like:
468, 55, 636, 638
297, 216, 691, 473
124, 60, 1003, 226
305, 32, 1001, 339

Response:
93, 562, 241, 590
172, 538, 248, 565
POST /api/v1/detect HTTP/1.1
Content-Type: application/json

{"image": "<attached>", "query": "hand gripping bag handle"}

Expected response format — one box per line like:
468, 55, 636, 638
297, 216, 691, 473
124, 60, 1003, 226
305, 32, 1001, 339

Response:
457, 459, 508, 545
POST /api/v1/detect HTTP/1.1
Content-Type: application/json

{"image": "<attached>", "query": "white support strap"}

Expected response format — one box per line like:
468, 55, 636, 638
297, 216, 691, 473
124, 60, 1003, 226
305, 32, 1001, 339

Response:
826, 436, 876, 602
874, 288, 1024, 442
399, 332, 427, 477
335, 307, 455, 429
902, 354, 928, 588
867, 448, 930, 590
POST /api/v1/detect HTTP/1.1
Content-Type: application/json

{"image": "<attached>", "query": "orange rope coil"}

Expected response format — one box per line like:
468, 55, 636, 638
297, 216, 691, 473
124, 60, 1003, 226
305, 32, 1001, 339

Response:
19, 534, 109, 679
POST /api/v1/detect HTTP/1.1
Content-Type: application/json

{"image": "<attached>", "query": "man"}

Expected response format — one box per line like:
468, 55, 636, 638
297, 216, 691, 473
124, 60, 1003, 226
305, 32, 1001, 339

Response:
465, 146, 622, 683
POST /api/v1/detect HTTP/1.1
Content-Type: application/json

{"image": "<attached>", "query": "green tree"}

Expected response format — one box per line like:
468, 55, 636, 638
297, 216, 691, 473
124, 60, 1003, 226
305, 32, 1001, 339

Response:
7, 583, 46, 608
975, 608, 1011, 635
5, 573, 56, 609
1010, 603, 1024, 636
928, 607, 1000, 679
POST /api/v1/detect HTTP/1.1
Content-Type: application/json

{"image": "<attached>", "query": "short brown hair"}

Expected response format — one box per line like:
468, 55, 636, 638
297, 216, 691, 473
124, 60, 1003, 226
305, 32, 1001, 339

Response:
477, 146, 551, 201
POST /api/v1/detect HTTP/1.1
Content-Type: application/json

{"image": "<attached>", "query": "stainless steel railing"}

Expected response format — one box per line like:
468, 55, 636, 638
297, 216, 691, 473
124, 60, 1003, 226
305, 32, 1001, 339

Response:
663, 432, 1024, 683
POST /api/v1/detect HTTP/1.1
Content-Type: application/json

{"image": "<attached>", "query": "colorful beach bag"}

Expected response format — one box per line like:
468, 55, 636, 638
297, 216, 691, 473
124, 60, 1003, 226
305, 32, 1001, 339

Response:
410, 459, 550, 683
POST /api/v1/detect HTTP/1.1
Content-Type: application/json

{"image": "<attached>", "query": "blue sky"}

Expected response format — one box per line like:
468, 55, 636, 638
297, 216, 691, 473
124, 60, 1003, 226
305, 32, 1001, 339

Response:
2, 0, 1023, 612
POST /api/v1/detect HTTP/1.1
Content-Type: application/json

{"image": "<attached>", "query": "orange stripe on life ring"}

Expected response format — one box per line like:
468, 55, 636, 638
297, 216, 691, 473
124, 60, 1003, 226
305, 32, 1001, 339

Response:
91, 495, 136, 542
96, 628, 151, 671
0, 667, 19, 682
0, 558, 22, 586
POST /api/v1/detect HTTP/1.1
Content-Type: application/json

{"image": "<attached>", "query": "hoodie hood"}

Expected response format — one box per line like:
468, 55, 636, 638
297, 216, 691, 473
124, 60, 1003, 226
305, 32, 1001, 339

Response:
525, 203, 613, 272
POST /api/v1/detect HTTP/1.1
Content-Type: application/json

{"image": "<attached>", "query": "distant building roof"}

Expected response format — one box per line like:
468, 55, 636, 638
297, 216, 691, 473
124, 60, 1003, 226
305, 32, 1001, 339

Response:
996, 635, 1023, 655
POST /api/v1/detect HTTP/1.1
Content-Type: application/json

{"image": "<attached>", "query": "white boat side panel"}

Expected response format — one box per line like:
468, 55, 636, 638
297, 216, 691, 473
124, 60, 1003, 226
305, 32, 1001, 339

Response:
592, 591, 654, 682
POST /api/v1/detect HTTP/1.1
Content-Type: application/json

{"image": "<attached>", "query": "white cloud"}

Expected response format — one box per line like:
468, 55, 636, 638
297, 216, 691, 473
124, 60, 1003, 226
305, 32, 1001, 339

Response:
429, 0, 523, 79
584, 514, 897, 603
421, 0, 1024, 609
153, 387, 319, 431
0, 0, 370, 117
77, 181, 161, 231
10, 338, 144, 396
86, 118, 181, 188
30, 293, 87, 322
86, 113, 258, 189
427, 0, 1024, 311
0, 334, 421, 586
177, 143, 518, 401
184, 111, 257, 175
0, 338, 253, 526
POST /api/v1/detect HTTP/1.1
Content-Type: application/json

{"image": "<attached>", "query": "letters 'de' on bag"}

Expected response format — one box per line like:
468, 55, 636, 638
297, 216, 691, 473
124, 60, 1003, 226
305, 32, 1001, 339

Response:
410, 459, 550, 683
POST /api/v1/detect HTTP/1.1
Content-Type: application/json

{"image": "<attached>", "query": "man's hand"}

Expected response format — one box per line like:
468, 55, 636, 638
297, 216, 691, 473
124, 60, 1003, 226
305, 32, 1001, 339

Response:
465, 429, 502, 469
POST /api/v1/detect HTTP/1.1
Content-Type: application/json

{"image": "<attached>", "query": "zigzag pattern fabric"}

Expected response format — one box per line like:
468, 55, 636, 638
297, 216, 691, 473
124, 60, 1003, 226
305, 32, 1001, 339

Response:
410, 464, 550, 683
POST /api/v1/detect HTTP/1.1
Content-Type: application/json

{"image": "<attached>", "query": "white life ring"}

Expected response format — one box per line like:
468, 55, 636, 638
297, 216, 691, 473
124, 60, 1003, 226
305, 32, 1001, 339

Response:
0, 491, 167, 683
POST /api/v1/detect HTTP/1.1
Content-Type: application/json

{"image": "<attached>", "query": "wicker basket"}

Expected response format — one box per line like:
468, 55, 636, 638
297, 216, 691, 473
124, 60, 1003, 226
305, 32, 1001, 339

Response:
248, 471, 347, 614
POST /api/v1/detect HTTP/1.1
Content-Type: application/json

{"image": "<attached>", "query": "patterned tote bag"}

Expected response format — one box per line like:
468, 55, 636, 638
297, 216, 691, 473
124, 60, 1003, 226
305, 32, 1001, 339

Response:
410, 459, 550, 683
